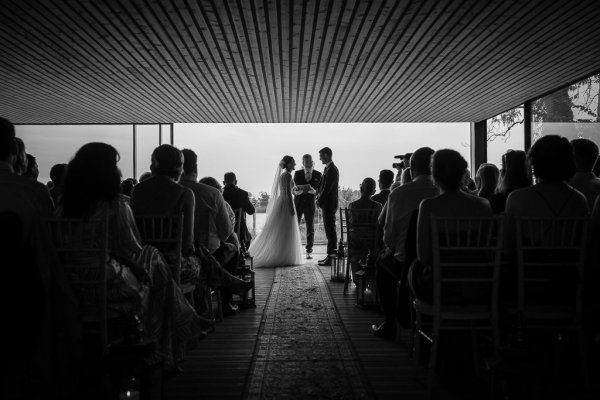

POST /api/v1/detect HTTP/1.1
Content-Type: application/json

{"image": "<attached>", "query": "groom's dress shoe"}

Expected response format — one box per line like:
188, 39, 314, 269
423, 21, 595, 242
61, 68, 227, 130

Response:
318, 256, 328, 263
318, 256, 332, 266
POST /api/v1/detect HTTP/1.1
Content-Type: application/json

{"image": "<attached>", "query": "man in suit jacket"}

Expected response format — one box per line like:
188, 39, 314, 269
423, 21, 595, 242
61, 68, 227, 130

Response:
222, 172, 255, 253
371, 169, 395, 207
316, 147, 339, 266
293, 154, 322, 258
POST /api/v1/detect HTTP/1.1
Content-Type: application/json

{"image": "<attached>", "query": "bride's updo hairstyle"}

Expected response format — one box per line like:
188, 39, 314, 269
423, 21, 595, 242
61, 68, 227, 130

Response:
280, 155, 294, 169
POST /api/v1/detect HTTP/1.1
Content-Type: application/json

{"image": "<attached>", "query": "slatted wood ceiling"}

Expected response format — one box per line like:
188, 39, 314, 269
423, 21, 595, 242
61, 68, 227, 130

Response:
1, 0, 599, 124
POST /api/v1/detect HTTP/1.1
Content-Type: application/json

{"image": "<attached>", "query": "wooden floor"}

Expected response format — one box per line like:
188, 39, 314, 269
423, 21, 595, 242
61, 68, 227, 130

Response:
164, 246, 427, 400
164, 246, 599, 399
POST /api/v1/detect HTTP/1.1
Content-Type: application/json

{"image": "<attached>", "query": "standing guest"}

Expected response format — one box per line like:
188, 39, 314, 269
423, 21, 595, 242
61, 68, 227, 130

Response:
489, 150, 532, 214
372, 169, 395, 207
23, 154, 39, 180
475, 163, 499, 200
373, 147, 439, 339
49, 163, 68, 206
293, 154, 322, 258
223, 171, 256, 255
316, 146, 340, 266
569, 138, 600, 207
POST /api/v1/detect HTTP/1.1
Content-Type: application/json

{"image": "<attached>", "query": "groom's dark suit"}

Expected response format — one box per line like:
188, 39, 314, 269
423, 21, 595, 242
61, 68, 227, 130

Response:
316, 162, 339, 255
293, 168, 322, 254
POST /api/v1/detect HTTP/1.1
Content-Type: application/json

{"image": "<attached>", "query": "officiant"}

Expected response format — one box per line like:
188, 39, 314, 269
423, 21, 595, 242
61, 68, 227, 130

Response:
293, 154, 322, 258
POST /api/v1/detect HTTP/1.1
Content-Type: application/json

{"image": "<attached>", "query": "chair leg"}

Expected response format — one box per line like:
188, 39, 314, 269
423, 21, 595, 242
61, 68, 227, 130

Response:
577, 324, 591, 398
207, 290, 216, 332
427, 321, 440, 400
343, 258, 351, 295
216, 289, 224, 321
413, 311, 423, 377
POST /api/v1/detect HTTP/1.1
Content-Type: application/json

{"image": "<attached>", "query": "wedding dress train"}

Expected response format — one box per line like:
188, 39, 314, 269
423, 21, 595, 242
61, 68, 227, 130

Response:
249, 170, 304, 267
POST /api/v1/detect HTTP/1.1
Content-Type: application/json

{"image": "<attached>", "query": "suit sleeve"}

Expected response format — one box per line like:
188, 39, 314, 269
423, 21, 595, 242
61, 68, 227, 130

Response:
319, 167, 339, 200
243, 191, 255, 215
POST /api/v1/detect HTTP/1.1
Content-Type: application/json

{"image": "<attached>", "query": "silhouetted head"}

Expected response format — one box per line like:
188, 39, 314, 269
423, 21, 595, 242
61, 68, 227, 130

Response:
224, 172, 237, 186
432, 149, 468, 191
528, 135, 575, 182
497, 150, 532, 194
378, 169, 395, 190
410, 147, 435, 177
23, 154, 38, 180
181, 148, 198, 176
61, 142, 122, 218
13, 138, 27, 175
0, 117, 17, 162
280, 155, 295, 171
50, 163, 68, 185
319, 147, 332, 164
120, 178, 137, 197
360, 177, 377, 198
475, 163, 499, 199
150, 144, 183, 180
302, 154, 314, 169
571, 138, 598, 173
200, 176, 222, 192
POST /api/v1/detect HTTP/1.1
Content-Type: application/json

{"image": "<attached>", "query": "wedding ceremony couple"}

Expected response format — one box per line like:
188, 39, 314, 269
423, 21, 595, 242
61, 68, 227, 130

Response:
249, 147, 339, 267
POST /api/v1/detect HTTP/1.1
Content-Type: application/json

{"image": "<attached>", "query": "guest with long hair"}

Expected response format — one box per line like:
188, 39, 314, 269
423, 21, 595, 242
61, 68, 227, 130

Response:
475, 163, 499, 200
489, 150, 532, 213
57, 142, 207, 370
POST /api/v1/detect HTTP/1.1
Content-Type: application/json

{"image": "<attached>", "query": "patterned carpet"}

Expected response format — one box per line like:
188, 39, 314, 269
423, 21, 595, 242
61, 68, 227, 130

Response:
245, 263, 373, 399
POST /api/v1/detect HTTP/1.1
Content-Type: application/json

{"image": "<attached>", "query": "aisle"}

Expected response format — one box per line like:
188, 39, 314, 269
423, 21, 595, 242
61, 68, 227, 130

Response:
245, 263, 373, 399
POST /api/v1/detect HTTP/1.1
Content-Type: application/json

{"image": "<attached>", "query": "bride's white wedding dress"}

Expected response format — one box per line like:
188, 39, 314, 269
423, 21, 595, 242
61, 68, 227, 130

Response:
249, 169, 303, 267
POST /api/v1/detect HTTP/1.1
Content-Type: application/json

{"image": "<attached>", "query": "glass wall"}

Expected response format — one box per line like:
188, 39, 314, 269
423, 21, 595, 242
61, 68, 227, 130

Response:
531, 73, 600, 143
134, 124, 160, 180
16, 124, 134, 185
486, 105, 525, 168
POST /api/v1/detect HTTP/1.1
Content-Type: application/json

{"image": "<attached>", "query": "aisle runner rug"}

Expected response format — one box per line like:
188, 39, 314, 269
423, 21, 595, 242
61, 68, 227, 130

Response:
245, 264, 373, 399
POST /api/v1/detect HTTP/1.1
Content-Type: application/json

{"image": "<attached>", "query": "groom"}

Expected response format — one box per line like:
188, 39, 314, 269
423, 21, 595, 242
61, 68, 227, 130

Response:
293, 154, 322, 259
316, 147, 339, 266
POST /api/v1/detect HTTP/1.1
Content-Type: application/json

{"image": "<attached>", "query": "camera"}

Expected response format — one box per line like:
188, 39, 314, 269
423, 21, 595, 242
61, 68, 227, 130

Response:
392, 153, 412, 169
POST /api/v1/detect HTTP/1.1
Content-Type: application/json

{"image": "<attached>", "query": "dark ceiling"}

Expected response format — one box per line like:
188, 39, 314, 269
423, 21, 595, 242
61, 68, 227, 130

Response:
1, 0, 599, 124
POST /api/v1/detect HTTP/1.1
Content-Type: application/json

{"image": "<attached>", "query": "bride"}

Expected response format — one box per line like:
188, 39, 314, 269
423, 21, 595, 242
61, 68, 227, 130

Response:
249, 155, 304, 267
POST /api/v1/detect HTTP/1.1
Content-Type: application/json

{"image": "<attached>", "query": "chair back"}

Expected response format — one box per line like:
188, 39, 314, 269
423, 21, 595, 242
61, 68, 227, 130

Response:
515, 217, 588, 317
233, 208, 243, 239
430, 216, 504, 310
339, 207, 348, 246
135, 214, 183, 283
345, 208, 381, 259
48, 216, 109, 355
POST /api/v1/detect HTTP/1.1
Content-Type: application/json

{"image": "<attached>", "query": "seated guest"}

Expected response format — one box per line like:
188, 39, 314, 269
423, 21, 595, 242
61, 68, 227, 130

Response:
0, 118, 71, 399
505, 135, 588, 251
223, 172, 255, 253
131, 146, 249, 304
569, 138, 600, 207
505, 135, 588, 305
23, 153, 39, 180
462, 169, 477, 193
180, 150, 240, 315
13, 137, 27, 175
475, 163, 499, 200
372, 147, 439, 339
489, 150, 531, 213
410, 149, 493, 304
593, 155, 600, 177
49, 163, 68, 206
57, 142, 208, 371
120, 177, 137, 197
199, 176, 237, 230
372, 169, 395, 207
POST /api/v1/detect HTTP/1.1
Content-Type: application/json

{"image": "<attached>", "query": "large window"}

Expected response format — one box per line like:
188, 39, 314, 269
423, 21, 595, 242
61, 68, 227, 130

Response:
16, 125, 134, 184
486, 105, 525, 168
532, 73, 600, 143
134, 124, 160, 180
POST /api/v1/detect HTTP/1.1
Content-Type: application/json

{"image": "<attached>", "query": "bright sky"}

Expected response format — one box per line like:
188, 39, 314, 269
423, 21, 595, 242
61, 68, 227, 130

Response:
17, 123, 471, 196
